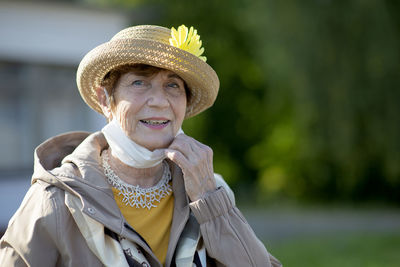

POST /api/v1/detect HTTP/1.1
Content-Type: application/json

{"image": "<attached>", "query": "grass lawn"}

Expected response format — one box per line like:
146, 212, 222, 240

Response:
267, 232, 400, 267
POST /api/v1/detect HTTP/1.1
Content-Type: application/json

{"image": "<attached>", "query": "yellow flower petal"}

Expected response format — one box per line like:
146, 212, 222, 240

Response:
187, 27, 194, 43
178, 25, 187, 47
169, 27, 179, 47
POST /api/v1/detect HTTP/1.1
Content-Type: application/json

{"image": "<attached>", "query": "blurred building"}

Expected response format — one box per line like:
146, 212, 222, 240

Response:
0, 1, 130, 229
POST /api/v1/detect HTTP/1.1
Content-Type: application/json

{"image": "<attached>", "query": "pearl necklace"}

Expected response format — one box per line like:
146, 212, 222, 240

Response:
102, 152, 172, 210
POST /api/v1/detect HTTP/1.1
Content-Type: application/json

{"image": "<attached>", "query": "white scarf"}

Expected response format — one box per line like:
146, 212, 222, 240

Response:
102, 119, 183, 168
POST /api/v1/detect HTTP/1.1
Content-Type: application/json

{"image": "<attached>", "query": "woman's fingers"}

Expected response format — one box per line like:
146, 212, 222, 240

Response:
165, 134, 216, 201
164, 149, 190, 168
168, 135, 211, 164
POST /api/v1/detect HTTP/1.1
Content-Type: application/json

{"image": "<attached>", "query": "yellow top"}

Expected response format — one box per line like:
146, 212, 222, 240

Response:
112, 186, 174, 265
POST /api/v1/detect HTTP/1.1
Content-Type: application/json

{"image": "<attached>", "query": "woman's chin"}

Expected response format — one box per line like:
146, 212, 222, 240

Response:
135, 137, 174, 151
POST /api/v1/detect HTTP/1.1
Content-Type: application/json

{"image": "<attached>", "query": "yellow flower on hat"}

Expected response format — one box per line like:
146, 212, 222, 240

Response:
169, 25, 207, 62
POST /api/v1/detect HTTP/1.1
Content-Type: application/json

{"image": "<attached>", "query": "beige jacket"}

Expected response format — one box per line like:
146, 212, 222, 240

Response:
0, 132, 281, 267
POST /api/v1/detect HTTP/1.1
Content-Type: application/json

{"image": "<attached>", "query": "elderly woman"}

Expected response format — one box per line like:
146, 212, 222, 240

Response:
0, 25, 281, 266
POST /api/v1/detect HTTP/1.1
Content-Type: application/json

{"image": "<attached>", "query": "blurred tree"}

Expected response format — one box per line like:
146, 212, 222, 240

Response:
86, 0, 400, 204
241, 0, 400, 203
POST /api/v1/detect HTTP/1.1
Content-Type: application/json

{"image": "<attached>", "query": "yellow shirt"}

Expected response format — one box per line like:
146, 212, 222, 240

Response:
112, 186, 174, 265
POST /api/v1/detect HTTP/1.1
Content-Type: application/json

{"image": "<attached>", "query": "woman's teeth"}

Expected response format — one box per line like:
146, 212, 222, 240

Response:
141, 120, 169, 125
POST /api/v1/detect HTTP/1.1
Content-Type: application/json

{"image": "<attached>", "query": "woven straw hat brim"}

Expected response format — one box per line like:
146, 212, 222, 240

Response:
77, 36, 219, 119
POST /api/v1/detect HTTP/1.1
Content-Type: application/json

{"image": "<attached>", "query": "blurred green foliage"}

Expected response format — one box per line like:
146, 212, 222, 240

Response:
93, 0, 400, 204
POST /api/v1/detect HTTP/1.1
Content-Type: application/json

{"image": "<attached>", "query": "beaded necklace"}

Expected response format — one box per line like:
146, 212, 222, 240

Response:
102, 152, 172, 210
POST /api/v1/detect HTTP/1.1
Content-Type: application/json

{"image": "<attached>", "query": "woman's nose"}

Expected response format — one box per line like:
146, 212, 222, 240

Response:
147, 85, 169, 107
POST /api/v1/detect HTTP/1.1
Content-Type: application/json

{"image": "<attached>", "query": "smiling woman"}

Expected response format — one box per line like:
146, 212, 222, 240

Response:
0, 25, 281, 267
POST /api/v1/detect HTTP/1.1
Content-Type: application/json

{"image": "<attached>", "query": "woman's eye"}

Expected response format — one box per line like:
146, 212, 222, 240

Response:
167, 82, 179, 88
132, 80, 145, 86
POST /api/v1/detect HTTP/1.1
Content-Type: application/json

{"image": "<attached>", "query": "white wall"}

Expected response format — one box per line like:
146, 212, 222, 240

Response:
0, 2, 129, 65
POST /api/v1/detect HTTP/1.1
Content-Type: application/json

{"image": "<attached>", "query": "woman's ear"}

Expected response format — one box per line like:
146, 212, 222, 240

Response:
95, 87, 113, 120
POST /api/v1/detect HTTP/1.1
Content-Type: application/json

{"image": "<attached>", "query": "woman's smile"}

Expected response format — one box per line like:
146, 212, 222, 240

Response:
139, 117, 171, 129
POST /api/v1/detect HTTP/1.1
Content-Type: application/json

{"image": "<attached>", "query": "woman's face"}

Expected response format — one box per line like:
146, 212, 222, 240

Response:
111, 69, 187, 151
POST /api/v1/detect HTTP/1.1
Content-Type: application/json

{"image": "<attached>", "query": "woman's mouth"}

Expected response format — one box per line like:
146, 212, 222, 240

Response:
140, 119, 170, 129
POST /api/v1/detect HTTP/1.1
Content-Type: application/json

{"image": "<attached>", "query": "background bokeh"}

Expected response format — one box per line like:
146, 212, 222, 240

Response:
143, 0, 400, 205
1, 0, 400, 266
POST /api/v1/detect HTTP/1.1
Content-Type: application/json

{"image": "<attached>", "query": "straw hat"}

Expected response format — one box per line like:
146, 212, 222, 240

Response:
76, 25, 220, 118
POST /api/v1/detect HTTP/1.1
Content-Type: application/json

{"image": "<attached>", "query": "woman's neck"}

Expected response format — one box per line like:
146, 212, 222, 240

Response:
105, 148, 164, 187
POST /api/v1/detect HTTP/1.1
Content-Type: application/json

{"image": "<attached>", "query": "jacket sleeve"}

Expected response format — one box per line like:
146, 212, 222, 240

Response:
189, 177, 282, 267
0, 182, 60, 267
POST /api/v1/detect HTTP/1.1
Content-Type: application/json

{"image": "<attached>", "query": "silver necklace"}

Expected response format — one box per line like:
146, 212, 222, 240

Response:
102, 152, 172, 210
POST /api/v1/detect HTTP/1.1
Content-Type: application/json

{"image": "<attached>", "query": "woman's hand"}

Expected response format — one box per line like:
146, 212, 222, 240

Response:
165, 134, 217, 201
